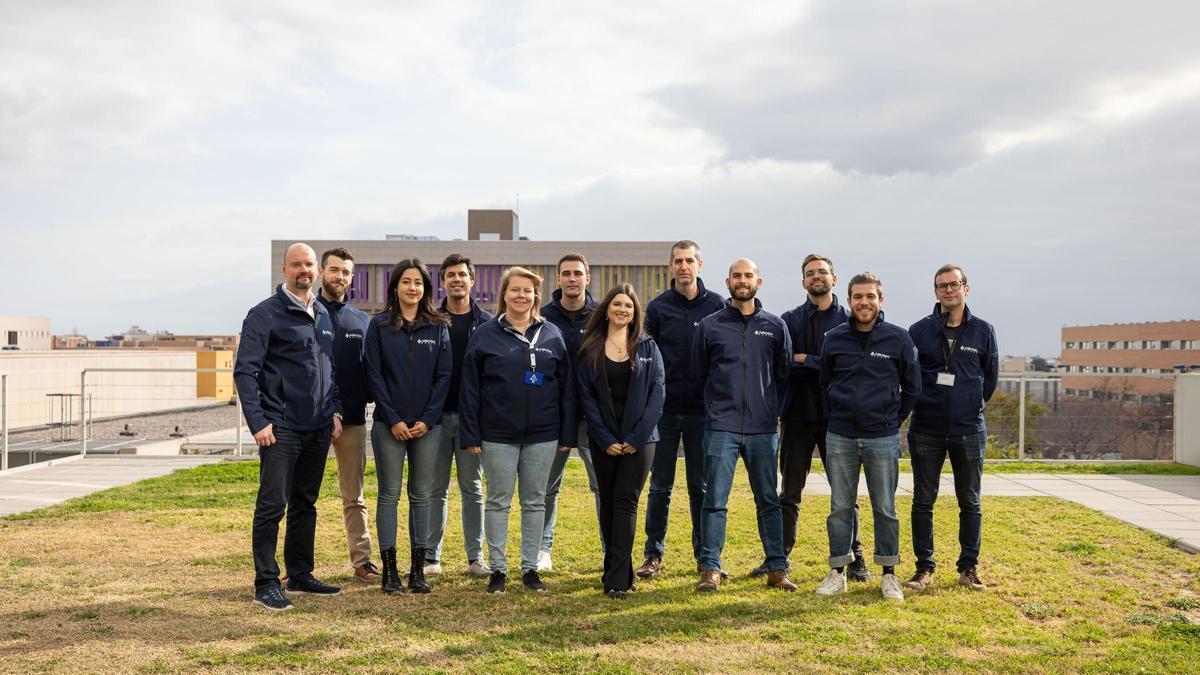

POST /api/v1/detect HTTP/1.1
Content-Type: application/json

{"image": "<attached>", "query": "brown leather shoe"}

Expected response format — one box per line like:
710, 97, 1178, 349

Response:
636, 557, 663, 579
767, 569, 798, 591
696, 568, 721, 592
354, 562, 381, 582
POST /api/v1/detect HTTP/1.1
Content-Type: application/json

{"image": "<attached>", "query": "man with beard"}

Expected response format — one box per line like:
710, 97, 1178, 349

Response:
636, 240, 725, 580
693, 259, 796, 592
754, 255, 868, 581
816, 272, 920, 602
538, 253, 602, 571
235, 243, 344, 611
424, 253, 494, 577
315, 248, 379, 582
905, 265, 998, 592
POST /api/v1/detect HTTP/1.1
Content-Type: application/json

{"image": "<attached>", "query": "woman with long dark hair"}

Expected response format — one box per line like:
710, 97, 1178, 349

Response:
459, 266, 576, 594
576, 283, 665, 598
364, 258, 451, 594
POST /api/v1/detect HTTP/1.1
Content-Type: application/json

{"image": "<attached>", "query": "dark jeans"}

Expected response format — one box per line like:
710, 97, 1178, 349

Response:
642, 412, 706, 561
252, 425, 331, 590
908, 430, 986, 572
779, 420, 861, 557
592, 442, 655, 592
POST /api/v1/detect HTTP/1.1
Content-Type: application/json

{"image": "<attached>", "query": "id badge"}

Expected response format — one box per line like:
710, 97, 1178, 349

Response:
524, 370, 544, 387
937, 372, 956, 387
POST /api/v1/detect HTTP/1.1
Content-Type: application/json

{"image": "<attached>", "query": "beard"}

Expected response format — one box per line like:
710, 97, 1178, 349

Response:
806, 282, 831, 297
730, 285, 757, 301
322, 280, 345, 298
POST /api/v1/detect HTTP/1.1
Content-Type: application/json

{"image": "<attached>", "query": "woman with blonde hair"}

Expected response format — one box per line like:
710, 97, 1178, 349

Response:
459, 266, 577, 594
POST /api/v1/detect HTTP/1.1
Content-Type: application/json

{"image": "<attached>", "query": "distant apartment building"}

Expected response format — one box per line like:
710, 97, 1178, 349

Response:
996, 355, 1061, 406
0, 316, 52, 351
1059, 321, 1200, 403
275, 209, 676, 314
54, 326, 239, 351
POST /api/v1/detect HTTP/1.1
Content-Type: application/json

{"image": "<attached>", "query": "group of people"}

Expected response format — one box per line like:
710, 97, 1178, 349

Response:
234, 239, 997, 611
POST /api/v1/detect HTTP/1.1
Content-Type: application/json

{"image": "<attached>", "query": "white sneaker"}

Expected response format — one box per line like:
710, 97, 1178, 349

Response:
537, 550, 553, 572
466, 559, 491, 576
423, 561, 442, 575
881, 573, 904, 602
814, 569, 847, 596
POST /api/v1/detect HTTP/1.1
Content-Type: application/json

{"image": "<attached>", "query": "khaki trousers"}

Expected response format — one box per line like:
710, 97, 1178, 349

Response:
331, 423, 373, 568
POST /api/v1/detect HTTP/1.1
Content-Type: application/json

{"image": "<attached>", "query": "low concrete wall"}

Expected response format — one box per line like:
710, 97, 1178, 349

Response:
0, 351, 206, 431
1176, 374, 1200, 467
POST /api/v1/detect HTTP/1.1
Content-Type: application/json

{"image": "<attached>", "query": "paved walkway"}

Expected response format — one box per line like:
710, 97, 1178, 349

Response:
802, 472, 1200, 554
1, 457, 1198, 554
0, 455, 226, 516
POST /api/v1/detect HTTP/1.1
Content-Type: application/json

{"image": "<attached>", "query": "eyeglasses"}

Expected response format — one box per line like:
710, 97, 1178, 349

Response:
935, 280, 966, 292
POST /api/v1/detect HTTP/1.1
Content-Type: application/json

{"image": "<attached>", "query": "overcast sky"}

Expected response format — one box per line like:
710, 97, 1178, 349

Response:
2, 1, 1198, 356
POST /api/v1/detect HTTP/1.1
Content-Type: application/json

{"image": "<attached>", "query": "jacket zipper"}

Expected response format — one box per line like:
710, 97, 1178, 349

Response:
408, 330, 416, 424
740, 315, 749, 435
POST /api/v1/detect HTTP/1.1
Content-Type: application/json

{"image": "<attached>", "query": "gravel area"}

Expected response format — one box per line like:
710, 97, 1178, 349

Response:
8, 403, 242, 443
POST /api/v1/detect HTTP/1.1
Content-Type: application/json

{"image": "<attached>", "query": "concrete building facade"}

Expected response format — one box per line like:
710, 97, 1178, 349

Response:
0, 317, 52, 351
1060, 320, 1200, 403
273, 210, 678, 315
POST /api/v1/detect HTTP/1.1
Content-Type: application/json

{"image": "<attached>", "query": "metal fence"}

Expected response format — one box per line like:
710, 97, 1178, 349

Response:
1, 367, 247, 471
0, 368, 1184, 472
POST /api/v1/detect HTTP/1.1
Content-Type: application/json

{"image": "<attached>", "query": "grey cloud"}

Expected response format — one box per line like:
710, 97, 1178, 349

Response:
654, 1, 1200, 175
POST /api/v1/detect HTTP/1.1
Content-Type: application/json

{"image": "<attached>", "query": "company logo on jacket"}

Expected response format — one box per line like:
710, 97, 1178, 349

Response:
417, 338, 436, 346
870, 351, 892, 360
638, 356, 653, 364
322, 329, 333, 337
754, 330, 775, 339
534, 347, 555, 356
344, 332, 363, 340
959, 345, 980, 354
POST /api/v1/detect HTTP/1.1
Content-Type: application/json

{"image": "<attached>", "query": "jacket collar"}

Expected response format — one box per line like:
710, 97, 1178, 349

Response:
439, 297, 483, 321
550, 288, 597, 311
844, 308, 885, 331
275, 284, 324, 318
724, 297, 763, 320
801, 292, 842, 314
316, 291, 346, 312
668, 277, 714, 305
932, 303, 974, 327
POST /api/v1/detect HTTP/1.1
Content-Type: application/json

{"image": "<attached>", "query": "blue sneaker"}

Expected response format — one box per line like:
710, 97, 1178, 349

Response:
253, 586, 295, 611
285, 575, 341, 596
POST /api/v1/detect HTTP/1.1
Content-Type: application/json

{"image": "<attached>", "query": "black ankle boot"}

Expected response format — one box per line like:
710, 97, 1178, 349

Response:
408, 547, 431, 594
380, 547, 405, 594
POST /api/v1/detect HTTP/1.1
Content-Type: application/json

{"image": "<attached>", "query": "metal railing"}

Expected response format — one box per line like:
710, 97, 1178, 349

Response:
2, 367, 246, 472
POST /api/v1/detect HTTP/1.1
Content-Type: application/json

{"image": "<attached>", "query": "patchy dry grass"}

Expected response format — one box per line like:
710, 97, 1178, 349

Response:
1, 461, 1198, 673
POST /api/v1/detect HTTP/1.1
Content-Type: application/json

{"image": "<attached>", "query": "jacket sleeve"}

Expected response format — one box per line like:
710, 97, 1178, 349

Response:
576, 360, 619, 450
557, 340, 578, 447
898, 333, 922, 424
644, 303, 660, 339
418, 325, 453, 427
627, 342, 666, 451
982, 322, 999, 402
363, 320, 400, 428
774, 322, 792, 396
233, 307, 271, 435
691, 322, 710, 391
458, 338, 484, 448
819, 331, 835, 389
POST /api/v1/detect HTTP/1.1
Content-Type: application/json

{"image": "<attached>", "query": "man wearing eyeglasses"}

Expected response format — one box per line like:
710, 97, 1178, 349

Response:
904, 265, 998, 593
754, 254, 869, 581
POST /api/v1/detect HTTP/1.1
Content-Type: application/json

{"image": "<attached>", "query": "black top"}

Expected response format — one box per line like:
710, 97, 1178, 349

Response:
604, 355, 632, 430
444, 311, 475, 412
786, 306, 831, 422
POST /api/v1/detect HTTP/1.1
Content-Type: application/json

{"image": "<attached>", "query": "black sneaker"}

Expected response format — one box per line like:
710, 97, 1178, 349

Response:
486, 571, 506, 594
284, 575, 342, 596
252, 586, 295, 611
522, 570, 547, 592
846, 553, 873, 582
605, 588, 627, 599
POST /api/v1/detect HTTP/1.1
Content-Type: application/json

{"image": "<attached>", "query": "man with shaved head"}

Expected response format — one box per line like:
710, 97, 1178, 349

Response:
691, 259, 796, 592
235, 242, 345, 611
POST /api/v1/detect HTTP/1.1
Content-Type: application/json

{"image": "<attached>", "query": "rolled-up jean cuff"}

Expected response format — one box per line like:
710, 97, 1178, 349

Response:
874, 554, 900, 566
829, 553, 855, 569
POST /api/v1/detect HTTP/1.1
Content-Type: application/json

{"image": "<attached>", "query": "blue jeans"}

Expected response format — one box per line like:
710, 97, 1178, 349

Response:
642, 412, 707, 560
908, 429, 985, 572
426, 412, 485, 564
825, 432, 900, 568
371, 420, 443, 551
542, 421, 600, 553
480, 440, 558, 574
698, 431, 787, 572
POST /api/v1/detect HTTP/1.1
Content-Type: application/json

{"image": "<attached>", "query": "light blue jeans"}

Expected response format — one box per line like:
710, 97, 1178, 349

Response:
480, 439, 558, 574
542, 421, 600, 553
697, 430, 787, 572
426, 412, 486, 565
825, 431, 900, 568
371, 420, 442, 552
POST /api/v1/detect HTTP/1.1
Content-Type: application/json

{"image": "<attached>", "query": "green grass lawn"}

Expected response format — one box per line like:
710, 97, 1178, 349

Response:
2, 460, 1199, 673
